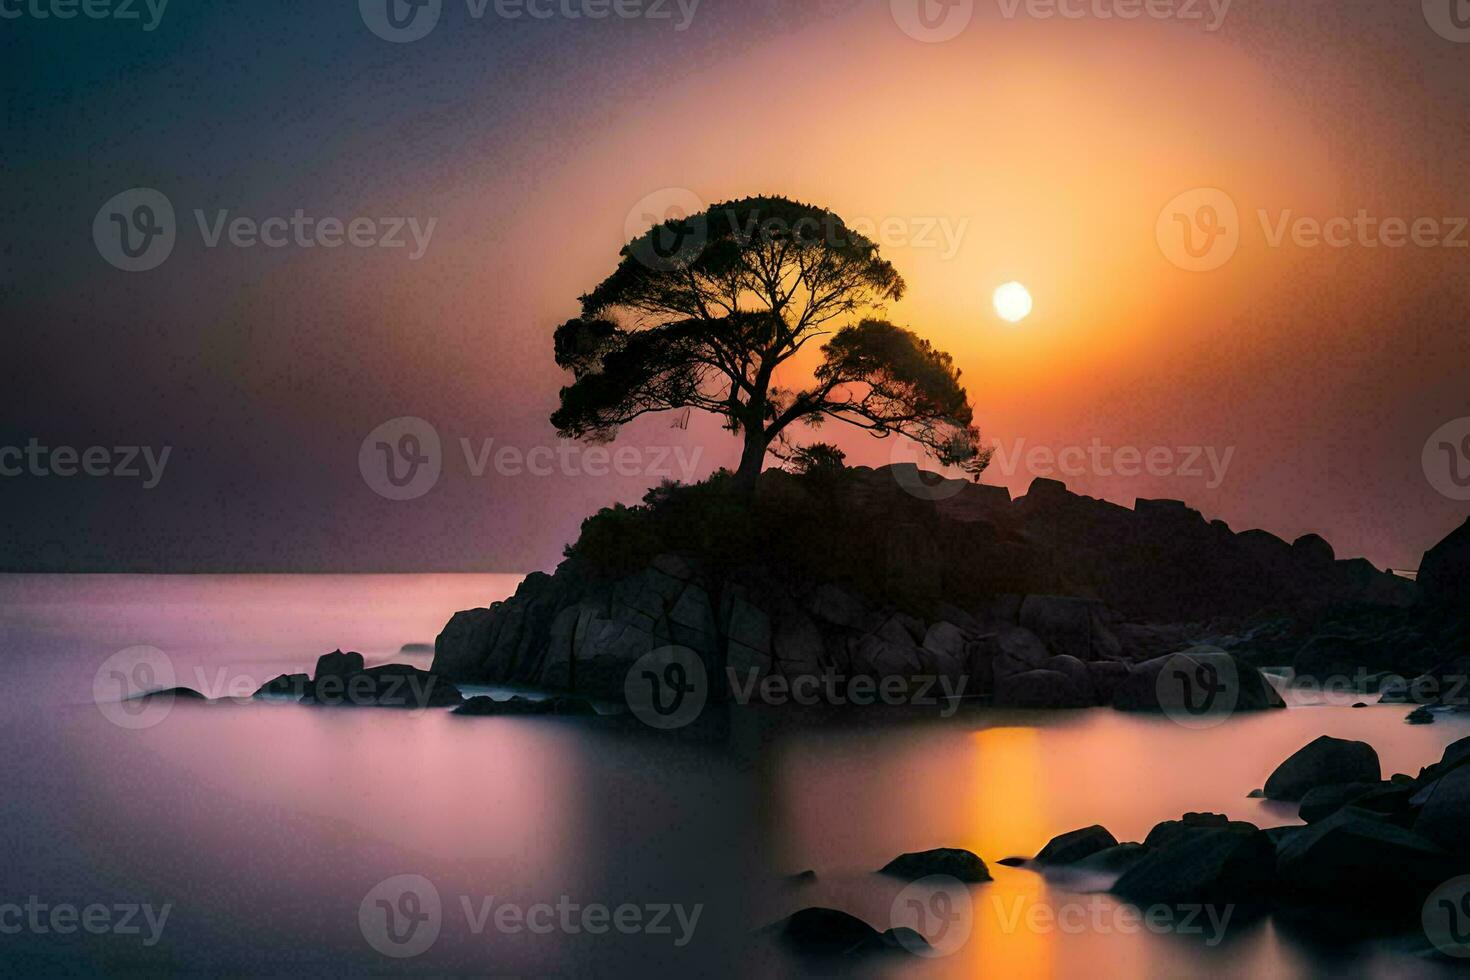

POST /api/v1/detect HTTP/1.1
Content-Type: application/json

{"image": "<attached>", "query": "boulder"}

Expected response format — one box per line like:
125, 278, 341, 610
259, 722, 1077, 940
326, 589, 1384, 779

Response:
1086, 660, 1129, 703
1046, 655, 1096, 702
994, 669, 1093, 709
1112, 650, 1284, 713
922, 621, 968, 662
988, 626, 1052, 681
878, 847, 990, 883
1264, 736, 1381, 802
1297, 783, 1380, 823
1072, 843, 1150, 875
1113, 827, 1275, 904
1414, 765, 1470, 854
1142, 812, 1259, 851
1276, 809, 1456, 905
1035, 825, 1118, 864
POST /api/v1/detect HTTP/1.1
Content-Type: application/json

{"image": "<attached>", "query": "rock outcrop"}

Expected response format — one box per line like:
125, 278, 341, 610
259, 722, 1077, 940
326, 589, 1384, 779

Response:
432, 466, 1429, 705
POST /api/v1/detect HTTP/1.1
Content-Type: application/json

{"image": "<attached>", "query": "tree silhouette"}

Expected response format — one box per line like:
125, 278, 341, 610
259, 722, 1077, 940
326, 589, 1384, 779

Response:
551, 196, 990, 493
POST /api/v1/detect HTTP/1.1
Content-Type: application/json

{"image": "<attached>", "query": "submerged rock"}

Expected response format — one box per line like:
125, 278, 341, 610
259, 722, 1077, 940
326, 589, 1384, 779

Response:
1264, 736, 1381, 801
777, 907, 929, 957
303, 663, 462, 709
453, 695, 598, 717
878, 847, 990, 883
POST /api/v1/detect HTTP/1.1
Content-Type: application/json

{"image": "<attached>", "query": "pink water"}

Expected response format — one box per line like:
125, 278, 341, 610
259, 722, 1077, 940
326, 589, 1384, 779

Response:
1, 574, 1463, 977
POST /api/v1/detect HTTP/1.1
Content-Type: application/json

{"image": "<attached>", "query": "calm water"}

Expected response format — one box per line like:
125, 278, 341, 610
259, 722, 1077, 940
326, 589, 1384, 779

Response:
1, 574, 1464, 978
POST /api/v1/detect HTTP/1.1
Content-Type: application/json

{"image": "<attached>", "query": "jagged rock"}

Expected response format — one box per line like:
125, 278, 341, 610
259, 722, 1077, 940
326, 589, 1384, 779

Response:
1407, 706, 1434, 724
1264, 736, 1381, 802
1046, 655, 1096, 702
878, 847, 990, 882
1035, 825, 1118, 864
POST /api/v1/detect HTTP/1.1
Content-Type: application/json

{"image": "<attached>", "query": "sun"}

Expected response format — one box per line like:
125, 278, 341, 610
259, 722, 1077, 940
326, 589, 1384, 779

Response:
993, 281, 1033, 323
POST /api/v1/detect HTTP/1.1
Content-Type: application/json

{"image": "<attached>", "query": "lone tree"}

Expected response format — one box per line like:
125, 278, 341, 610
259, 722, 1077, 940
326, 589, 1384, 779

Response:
551, 196, 990, 493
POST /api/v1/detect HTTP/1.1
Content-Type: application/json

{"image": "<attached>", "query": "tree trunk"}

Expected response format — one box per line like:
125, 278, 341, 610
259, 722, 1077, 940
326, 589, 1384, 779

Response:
733, 428, 767, 496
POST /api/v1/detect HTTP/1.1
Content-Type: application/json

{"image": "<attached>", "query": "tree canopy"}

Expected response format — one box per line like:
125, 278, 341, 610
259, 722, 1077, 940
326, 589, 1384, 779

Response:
551, 196, 990, 489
